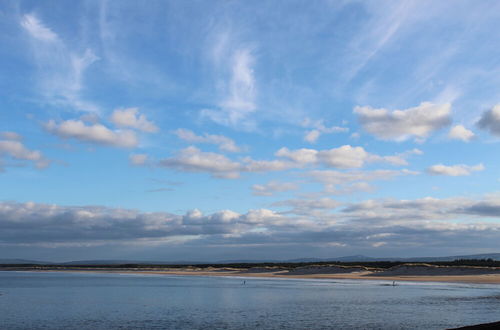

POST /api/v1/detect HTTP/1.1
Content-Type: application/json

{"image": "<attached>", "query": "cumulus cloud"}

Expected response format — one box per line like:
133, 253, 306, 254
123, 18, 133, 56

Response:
201, 48, 257, 128
242, 157, 293, 172
317, 145, 370, 168
174, 129, 241, 152
354, 102, 451, 141
0, 137, 50, 170
275, 147, 318, 165
448, 125, 475, 142
110, 108, 158, 133
0, 201, 284, 246
2, 196, 500, 254
1, 132, 23, 141
157, 144, 421, 179
341, 196, 500, 224
272, 198, 341, 215
307, 169, 418, 195
308, 169, 418, 185
45, 119, 138, 148
276, 146, 419, 169
304, 130, 321, 143
159, 146, 242, 179
159, 147, 293, 179
426, 163, 484, 176
477, 104, 500, 136
129, 154, 148, 166
301, 118, 348, 143
323, 182, 375, 195
252, 181, 298, 196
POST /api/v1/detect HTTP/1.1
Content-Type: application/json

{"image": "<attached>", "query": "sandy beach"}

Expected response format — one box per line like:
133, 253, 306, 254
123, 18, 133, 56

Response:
135, 270, 500, 284
18, 264, 500, 284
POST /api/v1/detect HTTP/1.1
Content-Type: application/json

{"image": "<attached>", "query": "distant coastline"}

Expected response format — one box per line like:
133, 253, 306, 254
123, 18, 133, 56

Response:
3, 261, 500, 284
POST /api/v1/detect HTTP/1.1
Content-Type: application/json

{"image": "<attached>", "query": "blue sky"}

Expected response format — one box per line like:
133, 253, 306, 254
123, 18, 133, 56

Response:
1, 0, 500, 261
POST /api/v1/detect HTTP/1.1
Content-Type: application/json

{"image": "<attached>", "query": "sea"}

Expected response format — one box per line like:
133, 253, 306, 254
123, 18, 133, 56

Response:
0, 271, 499, 329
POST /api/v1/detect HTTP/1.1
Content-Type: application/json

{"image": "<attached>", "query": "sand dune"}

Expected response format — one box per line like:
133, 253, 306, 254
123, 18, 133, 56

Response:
285, 265, 367, 275
370, 264, 500, 276
5, 263, 500, 284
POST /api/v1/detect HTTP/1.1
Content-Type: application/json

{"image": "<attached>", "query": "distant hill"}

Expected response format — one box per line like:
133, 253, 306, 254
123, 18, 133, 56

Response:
60, 260, 204, 265
1, 253, 499, 265
405, 253, 500, 262
302, 253, 500, 263
0, 259, 52, 264
220, 253, 500, 263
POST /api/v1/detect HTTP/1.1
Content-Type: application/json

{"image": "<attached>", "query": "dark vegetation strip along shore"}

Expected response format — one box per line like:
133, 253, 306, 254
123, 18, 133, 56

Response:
1, 259, 499, 271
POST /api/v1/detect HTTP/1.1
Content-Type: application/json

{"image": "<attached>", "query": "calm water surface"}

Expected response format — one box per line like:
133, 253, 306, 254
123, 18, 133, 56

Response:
0, 271, 499, 329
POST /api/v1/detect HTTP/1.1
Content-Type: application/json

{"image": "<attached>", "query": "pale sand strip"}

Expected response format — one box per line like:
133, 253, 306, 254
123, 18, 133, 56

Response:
45, 269, 500, 284
148, 270, 500, 284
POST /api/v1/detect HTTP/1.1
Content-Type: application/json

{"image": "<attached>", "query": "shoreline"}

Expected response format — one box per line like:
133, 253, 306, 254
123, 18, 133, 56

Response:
5, 269, 500, 284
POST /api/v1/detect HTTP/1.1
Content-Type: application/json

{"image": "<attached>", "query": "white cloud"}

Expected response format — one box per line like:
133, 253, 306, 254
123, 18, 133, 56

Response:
252, 181, 298, 196
241, 209, 282, 224
21, 13, 99, 112
159, 146, 242, 179
272, 198, 341, 216
45, 119, 138, 148
317, 145, 369, 168
174, 129, 241, 152
307, 169, 418, 195
157, 144, 420, 179
477, 104, 500, 136
308, 169, 418, 185
201, 48, 257, 128
302, 118, 348, 143
0, 137, 50, 170
158, 147, 294, 179
324, 182, 375, 195
275, 147, 318, 165
276, 145, 419, 169
2, 195, 500, 252
222, 49, 256, 113
448, 125, 475, 142
21, 14, 59, 42
304, 130, 321, 143
110, 108, 158, 133
427, 163, 484, 176
129, 154, 148, 166
1, 132, 22, 141
242, 158, 292, 172
354, 102, 451, 141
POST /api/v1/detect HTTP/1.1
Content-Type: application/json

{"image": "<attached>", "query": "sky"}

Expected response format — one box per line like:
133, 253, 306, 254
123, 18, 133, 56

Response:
1, 0, 500, 262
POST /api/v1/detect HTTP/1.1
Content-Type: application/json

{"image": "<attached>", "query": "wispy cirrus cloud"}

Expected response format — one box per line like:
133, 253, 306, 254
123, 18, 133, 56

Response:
201, 47, 257, 129
21, 13, 99, 112
21, 14, 59, 42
